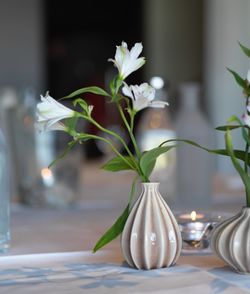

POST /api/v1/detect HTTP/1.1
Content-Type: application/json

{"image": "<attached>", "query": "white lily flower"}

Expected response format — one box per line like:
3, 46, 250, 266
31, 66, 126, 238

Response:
247, 69, 250, 84
122, 82, 169, 111
88, 105, 94, 115
36, 93, 75, 132
36, 121, 67, 132
108, 41, 145, 79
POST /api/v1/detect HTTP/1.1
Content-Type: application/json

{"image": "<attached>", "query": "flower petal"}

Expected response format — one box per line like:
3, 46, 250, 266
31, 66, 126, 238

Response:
149, 101, 169, 108
109, 41, 145, 80
115, 42, 128, 68
139, 83, 155, 101
130, 43, 143, 59
122, 83, 134, 100
36, 93, 75, 132
122, 82, 157, 111
133, 96, 149, 111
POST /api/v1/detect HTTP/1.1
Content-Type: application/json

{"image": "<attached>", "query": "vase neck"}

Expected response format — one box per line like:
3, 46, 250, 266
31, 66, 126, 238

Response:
241, 207, 250, 215
142, 182, 160, 193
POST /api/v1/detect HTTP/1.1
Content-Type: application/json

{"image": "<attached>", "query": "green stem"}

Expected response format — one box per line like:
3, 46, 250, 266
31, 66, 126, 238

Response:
244, 131, 249, 174
117, 104, 148, 182
130, 112, 135, 133
77, 134, 135, 171
247, 192, 250, 208
117, 103, 141, 159
84, 116, 134, 159
76, 112, 146, 182
245, 129, 250, 206
80, 114, 144, 178
244, 143, 250, 205
245, 97, 250, 206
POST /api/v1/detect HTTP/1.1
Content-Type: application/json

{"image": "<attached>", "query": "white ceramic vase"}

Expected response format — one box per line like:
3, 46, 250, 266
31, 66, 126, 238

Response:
121, 182, 182, 270
211, 207, 250, 274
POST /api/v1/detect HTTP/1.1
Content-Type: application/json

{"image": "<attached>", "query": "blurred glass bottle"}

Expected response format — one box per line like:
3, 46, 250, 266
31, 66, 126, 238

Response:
15, 88, 82, 207
137, 77, 177, 204
174, 82, 215, 210
0, 123, 10, 252
0, 88, 18, 252
0, 119, 10, 252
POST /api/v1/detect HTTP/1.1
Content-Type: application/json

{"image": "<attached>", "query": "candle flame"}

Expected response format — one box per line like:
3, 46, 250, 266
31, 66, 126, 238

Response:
41, 168, 53, 179
190, 211, 197, 221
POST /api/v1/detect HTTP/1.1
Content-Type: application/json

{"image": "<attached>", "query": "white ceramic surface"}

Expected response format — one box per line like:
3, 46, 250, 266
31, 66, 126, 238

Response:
121, 182, 182, 270
211, 207, 250, 274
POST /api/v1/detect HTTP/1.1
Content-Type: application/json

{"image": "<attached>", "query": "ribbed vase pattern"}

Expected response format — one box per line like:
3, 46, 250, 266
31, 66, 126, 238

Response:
121, 182, 182, 270
211, 207, 250, 274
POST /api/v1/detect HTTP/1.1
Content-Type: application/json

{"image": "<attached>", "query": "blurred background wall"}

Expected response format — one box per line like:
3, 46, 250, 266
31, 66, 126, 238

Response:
0, 0, 45, 91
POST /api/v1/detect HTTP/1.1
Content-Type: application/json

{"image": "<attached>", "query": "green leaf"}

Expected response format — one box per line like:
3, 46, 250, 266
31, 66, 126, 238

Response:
92, 176, 138, 253
109, 76, 116, 97
239, 42, 250, 58
216, 125, 243, 131
92, 204, 130, 253
227, 68, 246, 89
225, 129, 250, 205
65, 115, 79, 133
73, 98, 88, 110
109, 76, 123, 102
72, 98, 91, 116
227, 115, 250, 146
102, 156, 136, 172
62, 86, 110, 99
116, 78, 123, 90
227, 115, 241, 124
160, 138, 250, 166
216, 123, 250, 145
128, 176, 138, 205
140, 146, 175, 179
48, 140, 77, 168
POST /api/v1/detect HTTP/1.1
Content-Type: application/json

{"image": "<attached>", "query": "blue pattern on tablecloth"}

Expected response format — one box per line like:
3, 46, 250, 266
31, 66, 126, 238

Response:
209, 266, 250, 290
0, 262, 250, 292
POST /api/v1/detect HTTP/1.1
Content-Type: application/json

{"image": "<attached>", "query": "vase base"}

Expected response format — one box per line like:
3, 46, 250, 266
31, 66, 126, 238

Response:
234, 269, 250, 275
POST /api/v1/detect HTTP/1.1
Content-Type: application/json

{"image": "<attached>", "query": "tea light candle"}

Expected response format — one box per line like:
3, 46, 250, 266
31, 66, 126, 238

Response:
41, 168, 55, 187
179, 210, 205, 221
178, 211, 214, 251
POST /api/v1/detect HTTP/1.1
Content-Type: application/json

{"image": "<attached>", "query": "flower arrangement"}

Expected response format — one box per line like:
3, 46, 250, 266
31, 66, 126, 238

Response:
215, 42, 250, 207
36, 42, 172, 252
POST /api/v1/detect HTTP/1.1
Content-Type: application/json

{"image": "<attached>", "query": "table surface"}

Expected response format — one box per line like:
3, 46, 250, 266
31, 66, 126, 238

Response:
1, 162, 249, 293
0, 203, 249, 294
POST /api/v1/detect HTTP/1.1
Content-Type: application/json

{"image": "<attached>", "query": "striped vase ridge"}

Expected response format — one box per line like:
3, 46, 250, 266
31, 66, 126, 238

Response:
121, 182, 182, 270
211, 207, 250, 274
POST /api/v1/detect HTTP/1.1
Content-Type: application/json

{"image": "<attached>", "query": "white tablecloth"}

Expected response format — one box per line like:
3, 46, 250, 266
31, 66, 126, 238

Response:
1, 250, 250, 294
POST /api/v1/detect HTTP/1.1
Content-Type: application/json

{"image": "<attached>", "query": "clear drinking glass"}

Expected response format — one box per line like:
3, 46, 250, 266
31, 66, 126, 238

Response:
0, 129, 10, 252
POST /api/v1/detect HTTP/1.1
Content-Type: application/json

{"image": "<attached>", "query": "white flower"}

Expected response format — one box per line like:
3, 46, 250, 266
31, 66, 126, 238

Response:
122, 82, 169, 111
108, 41, 145, 79
88, 105, 94, 115
242, 113, 250, 126
36, 121, 67, 132
36, 93, 75, 132
247, 69, 250, 84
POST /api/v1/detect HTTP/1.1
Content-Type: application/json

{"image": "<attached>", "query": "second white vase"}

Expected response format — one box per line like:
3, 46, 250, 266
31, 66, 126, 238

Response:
121, 182, 182, 270
211, 207, 250, 274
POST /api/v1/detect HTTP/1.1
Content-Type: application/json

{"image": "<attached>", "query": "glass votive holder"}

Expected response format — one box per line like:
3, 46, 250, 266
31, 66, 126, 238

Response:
176, 210, 227, 253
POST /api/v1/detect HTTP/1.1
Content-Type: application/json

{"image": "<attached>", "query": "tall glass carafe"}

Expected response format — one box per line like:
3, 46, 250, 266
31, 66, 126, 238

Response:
174, 82, 215, 210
